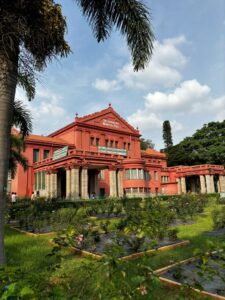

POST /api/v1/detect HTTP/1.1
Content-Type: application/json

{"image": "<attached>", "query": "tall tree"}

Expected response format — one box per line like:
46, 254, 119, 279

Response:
167, 120, 225, 167
140, 138, 155, 150
0, 1, 154, 264
162, 120, 173, 149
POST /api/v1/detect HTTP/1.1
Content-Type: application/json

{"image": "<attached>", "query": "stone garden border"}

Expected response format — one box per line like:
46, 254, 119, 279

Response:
155, 256, 225, 300
10, 226, 55, 237
70, 240, 190, 261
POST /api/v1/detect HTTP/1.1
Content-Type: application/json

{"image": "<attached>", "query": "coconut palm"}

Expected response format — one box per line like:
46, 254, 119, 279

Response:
9, 101, 32, 178
0, 0, 154, 264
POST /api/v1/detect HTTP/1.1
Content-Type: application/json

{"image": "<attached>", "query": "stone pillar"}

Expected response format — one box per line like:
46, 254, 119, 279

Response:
109, 169, 117, 197
81, 167, 89, 199
176, 178, 181, 195
51, 172, 57, 198
45, 172, 51, 198
117, 169, 123, 197
71, 167, 80, 199
181, 177, 186, 194
200, 175, 206, 194
205, 175, 215, 193
219, 175, 225, 192
66, 168, 71, 198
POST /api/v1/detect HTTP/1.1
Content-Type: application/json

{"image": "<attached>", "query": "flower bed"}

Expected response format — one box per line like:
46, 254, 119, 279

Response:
156, 252, 225, 300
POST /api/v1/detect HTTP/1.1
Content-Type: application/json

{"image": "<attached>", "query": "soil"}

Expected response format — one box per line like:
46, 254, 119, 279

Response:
81, 232, 180, 257
170, 219, 196, 226
206, 227, 225, 238
162, 254, 225, 296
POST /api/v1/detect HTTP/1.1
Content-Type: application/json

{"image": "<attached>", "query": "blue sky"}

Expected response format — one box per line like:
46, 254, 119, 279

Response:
17, 0, 225, 149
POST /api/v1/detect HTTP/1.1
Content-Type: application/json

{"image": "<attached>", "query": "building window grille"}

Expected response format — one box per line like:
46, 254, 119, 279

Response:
96, 138, 100, 146
139, 187, 144, 193
125, 188, 131, 194
125, 169, 130, 180
110, 140, 114, 147
33, 149, 39, 163
105, 139, 108, 147
44, 150, 50, 159
145, 171, 150, 181
132, 187, 138, 193
115, 141, 118, 148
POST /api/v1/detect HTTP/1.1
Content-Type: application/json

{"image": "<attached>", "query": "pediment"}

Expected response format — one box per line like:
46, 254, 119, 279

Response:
76, 107, 138, 135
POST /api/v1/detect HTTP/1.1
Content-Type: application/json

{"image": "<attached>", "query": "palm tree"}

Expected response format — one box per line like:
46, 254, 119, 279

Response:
0, 0, 154, 264
9, 101, 32, 179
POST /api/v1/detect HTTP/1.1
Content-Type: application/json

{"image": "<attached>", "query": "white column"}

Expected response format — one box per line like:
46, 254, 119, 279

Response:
205, 175, 215, 193
45, 173, 50, 198
66, 168, 71, 198
117, 169, 123, 197
71, 167, 80, 199
176, 178, 181, 195
81, 167, 89, 199
200, 175, 206, 194
219, 175, 225, 193
109, 169, 117, 197
52, 172, 57, 198
181, 177, 186, 194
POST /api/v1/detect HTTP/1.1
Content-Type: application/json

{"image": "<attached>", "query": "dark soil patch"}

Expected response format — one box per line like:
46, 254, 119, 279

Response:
170, 219, 196, 226
15, 225, 53, 234
81, 232, 181, 257
161, 254, 225, 297
205, 227, 225, 238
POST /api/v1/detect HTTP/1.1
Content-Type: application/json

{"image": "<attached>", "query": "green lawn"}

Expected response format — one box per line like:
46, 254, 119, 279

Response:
3, 200, 225, 299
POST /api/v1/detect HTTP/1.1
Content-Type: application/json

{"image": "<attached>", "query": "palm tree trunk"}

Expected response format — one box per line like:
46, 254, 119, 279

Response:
0, 52, 18, 265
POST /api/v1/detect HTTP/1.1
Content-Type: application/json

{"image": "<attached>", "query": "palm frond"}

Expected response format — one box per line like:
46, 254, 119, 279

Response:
75, 0, 154, 71
13, 100, 32, 136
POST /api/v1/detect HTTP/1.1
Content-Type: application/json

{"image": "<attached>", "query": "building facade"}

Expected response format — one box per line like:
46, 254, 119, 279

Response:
10, 105, 225, 198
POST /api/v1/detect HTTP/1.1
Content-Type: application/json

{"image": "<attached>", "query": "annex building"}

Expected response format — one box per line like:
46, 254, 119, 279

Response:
10, 104, 225, 199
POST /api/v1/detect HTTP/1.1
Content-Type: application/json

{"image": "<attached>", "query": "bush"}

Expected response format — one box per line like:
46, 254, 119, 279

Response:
212, 207, 225, 230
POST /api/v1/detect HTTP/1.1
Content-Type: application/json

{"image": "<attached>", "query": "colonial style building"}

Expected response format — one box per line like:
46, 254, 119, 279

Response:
10, 104, 225, 198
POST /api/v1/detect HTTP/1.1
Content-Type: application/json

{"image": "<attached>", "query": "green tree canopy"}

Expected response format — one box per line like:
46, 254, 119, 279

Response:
140, 138, 155, 150
167, 121, 225, 167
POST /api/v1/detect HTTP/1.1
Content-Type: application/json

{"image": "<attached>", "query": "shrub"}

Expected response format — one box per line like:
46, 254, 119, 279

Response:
212, 207, 225, 230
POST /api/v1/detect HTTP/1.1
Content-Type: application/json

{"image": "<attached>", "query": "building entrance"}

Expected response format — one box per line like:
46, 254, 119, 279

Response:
88, 169, 98, 198
186, 175, 200, 193
57, 168, 66, 198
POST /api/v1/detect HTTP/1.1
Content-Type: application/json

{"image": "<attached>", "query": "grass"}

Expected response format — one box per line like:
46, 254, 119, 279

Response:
3, 199, 225, 299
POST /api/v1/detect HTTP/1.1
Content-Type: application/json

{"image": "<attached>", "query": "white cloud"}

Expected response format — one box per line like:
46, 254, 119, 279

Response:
93, 35, 188, 91
92, 79, 119, 92
15, 86, 72, 135
144, 79, 210, 112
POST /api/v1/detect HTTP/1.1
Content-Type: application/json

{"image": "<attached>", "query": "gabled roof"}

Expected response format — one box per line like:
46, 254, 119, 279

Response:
141, 148, 167, 158
75, 104, 139, 135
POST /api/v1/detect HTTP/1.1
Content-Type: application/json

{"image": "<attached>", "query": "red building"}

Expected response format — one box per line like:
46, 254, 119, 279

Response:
10, 105, 225, 198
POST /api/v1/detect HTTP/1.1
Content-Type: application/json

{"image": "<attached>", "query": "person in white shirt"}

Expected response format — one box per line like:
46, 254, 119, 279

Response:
31, 192, 36, 201
11, 192, 16, 204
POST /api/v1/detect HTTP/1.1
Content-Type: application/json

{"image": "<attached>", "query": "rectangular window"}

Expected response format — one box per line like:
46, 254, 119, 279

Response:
33, 149, 39, 163
155, 187, 159, 195
154, 171, 158, 181
125, 169, 130, 180
131, 169, 137, 180
139, 187, 144, 193
44, 150, 50, 159
161, 176, 164, 183
128, 143, 130, 150
105, 139, 108, 147
123, 142, 126, 149
90, 137, 94, 145
110, 140, 114, 148
115, 141, 118, 148
99, 170, 104, 180
145, 171, 150, 181
42, 172, 46, 190
132, 187, 138, 193
138, 169, 144, 179
34, 173, 37, 190
38, 172, 42, 190
125, 188, 131, 194
96, 138, 100, 146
